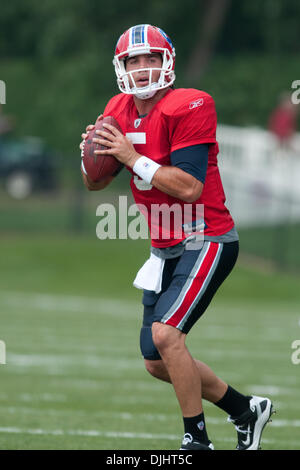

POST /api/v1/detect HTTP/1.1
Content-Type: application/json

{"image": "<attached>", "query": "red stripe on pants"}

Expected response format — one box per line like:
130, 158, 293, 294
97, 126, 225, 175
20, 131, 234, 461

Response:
165, 242, 219, 328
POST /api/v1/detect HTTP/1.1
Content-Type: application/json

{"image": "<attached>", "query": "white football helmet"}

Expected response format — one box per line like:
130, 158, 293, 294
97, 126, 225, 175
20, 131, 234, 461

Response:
113, 24, 176, 100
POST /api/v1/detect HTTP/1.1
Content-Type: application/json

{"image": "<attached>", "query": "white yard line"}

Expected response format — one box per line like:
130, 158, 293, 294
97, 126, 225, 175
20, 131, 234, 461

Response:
1, 404, 300, 428
0, 426, 299, 449
4, 351, 300, 394
4, 348, 296, 371
247, 384, 300, 397
0, 426, 179, 441
0, 291, 140, 316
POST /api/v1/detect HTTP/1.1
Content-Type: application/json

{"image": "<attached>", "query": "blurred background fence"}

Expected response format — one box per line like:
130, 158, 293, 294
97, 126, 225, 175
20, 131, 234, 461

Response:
218, 126, 300, 271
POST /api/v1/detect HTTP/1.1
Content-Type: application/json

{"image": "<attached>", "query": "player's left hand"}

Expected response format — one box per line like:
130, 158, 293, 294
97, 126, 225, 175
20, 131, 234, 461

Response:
93, 123, 140, 168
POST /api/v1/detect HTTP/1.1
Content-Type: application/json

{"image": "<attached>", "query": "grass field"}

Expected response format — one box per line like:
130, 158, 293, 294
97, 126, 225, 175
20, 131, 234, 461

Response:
0, 234, 300, 450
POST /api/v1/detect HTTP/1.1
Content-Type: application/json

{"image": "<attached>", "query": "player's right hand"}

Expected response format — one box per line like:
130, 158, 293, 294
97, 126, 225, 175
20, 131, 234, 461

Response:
79, 114, 103, 150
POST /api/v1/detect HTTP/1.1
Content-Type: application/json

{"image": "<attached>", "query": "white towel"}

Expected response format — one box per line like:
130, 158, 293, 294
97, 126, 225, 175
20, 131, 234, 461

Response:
133, 253, 165, 294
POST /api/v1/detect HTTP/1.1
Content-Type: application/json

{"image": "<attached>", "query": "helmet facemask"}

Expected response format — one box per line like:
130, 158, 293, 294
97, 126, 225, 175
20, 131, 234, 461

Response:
113, 47, 175, 100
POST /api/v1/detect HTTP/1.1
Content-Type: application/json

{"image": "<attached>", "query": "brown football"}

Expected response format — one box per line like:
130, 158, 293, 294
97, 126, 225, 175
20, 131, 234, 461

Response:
81, 115, 123, 182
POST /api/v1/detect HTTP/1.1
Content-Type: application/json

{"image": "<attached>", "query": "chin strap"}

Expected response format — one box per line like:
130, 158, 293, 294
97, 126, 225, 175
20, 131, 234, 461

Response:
134, 85, 159, 100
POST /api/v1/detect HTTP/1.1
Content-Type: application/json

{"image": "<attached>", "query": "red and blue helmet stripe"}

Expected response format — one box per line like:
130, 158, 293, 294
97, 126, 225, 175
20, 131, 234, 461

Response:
131, 24, 146, 45
114, 24, 175, 57
157, 27, 174, 49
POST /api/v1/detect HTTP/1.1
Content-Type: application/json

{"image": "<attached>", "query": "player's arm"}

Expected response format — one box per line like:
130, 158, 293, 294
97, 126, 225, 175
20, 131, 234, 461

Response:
152, 167, 203, 203
151, 144, 208, 202
93, 125, 208, 202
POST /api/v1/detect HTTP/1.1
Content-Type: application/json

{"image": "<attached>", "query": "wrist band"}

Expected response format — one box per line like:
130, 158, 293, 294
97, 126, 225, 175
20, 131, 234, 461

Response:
133, 156, 161, 184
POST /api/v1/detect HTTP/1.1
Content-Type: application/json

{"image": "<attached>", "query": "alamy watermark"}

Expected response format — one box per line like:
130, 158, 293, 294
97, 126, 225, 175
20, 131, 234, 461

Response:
291, 339, 300, 365
290, 319, 300, 365
0, 80, 6, 104
95, 196, 205, 248
0, 340, 6, 365
291, 80, 300, 105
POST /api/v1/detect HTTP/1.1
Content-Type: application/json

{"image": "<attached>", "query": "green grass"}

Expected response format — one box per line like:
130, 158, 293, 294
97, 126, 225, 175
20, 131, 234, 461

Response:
0, 234, 300, 450
238, 224, 300, 272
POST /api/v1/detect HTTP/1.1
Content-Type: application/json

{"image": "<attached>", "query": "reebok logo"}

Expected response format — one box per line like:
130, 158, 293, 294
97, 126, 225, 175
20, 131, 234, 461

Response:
189, 98, 203, 109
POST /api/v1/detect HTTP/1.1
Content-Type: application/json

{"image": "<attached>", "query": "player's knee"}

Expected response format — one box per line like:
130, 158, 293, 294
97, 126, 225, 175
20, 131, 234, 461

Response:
152, 322, 182, 354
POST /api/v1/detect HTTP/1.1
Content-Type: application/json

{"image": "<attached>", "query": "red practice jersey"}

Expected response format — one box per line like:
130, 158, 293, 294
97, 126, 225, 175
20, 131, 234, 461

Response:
103, 88, 234, 248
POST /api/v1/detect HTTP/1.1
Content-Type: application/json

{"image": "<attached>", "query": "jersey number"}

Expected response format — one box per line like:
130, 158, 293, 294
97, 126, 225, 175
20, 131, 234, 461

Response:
126, 132, 153, 191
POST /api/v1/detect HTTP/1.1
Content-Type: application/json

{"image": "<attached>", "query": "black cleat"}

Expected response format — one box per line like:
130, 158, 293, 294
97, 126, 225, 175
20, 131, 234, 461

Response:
180, 433, 214, 450
228, 395, 275, 450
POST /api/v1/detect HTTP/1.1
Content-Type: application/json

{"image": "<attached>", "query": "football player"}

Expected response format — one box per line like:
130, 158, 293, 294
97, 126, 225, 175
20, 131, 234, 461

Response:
80, 24, 274, 450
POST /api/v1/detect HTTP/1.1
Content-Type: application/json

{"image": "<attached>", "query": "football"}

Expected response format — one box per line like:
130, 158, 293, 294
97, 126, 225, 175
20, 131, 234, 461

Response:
81, 115, 123, 182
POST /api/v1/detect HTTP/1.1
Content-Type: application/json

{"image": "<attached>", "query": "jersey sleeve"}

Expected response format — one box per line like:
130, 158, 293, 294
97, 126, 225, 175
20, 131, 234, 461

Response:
102, 93, 130, 120
164, 92, 217, 153
103, 94, 123, 117
170, 144, 208, 183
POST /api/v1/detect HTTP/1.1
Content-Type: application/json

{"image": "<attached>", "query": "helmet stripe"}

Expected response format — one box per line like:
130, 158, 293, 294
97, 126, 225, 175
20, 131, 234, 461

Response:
158, 28, 174, 49
144, 24, 149, 45
131, 24, 146, 45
